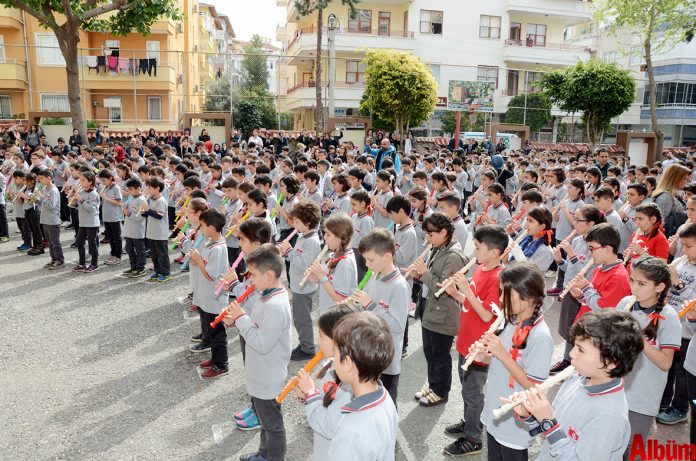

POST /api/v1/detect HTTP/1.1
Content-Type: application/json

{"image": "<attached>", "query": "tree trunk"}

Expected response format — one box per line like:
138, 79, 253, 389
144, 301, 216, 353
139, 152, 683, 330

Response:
644, 35, 663, 160
55, 25, 87, 142
314, 9, 323, 134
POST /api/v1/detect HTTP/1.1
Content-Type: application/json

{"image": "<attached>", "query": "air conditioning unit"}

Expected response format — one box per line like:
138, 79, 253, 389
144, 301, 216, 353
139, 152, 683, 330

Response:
176, 74, 183, 84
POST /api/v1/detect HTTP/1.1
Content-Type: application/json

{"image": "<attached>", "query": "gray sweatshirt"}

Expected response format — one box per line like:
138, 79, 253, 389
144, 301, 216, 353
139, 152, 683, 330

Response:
39, 185, 61, 226
77, 189, 100, 228
101, 183, 123, 223
285, 230, 322, 295
122, 194, 147, 239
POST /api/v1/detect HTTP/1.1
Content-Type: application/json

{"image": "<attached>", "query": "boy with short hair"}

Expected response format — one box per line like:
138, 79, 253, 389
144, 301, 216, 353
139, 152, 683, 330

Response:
36, 169, 64, 269
442, 224, 507, 455
437, 192, 468, 250
122, 178, 148, 277
303, 171, 323, 205
142, 177, 171, 282
223, 244, 292, 461
187, 209, 231, 378
513, 309, 644, 460
593, 187, 626, 251
347, 167, 366, 194
97, 169, 124, 265
618, 183, 648, 250
354, 229, 411, 404
327, 312, 398, 460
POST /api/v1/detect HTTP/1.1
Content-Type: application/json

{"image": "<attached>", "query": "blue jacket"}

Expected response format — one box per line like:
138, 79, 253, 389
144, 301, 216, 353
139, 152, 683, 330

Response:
364, 145, 400, 173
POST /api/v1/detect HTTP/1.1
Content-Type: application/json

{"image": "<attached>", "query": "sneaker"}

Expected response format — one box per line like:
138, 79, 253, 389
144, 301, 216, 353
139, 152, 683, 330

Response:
443, 437, 483, 456
234, 406, 255, 421
445, 419, 466, 437
290, 345, 315, 361
27, 248, 45, 256
44, 261, 56, 269
546, 287, 563, 296
122, 269, 135, 276
201, 364, 228, 379
187, 292, 194, 300
50, 261, 65, 270
105, 256, 122, 265
199, 359, 214, 369
65, 224, 75, 230
69, 242, 78, 248
73, 264, 87, 272
158, 274, 172, 282
190, 333, 203, 343
239, 453, 267, 461
236, 412, 261, 431
550, 359, 571, 375
174, 255, 185, 264
656, 408, 688, 425
129, 269, 146, 278
83, 264, 99, 273
189, 342, 211, 353
149, 273, 160, 281
0, 236, 9, 243
545, 270, 557, 278
18, 244, 31, 251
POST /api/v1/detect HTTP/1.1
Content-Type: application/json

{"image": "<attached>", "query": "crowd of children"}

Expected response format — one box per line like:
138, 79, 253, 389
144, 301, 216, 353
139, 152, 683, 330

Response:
1, 136, 695, 461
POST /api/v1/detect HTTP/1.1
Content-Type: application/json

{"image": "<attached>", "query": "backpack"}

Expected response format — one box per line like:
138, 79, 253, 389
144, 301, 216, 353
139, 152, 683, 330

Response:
658, 193, 687, 238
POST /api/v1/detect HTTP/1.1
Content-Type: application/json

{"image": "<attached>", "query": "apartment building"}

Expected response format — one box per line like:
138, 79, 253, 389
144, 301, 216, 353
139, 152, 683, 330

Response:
275, 0, 595, 131
0, 0, 234, 129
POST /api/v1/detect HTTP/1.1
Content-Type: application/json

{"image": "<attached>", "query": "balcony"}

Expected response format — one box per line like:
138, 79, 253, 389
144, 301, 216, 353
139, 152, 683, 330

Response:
286, 26, 415, 64
0, 59, 28, 89
285, 80, 365, 111
502, 39, 591, 67
507, 0, 592, 26
276, 24, 288, 43
149, 19, 177, 35
0, 6, 23, 29
79, 60, 178, 91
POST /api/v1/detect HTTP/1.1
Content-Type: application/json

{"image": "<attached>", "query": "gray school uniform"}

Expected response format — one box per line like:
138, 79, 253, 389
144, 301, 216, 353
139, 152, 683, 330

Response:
351, 212, 374, 249
22, 187, 38, 212
465, 168, 476, 192
199, 170, 212, 186
39, 185, 61, 226
363, 270, 411, 375
223, 198, 243, 248
618, 296, 681, 416
101, 184, 123, 223
454, 170, 467, 197
305, 365, 353, 461
318, 249, 358, 310
666, 259, 696, 339
528, 374, 630, 461
685, 320, 696, 377
328, 385, 397, 461
145, 195, 169, 240
320, 171, 333, 198
285, 230, 322, 295
557, 237, 595, 282
556, 198, 583, 241
619, 204, 641, 253
398, 170, 414, 195
53, 161, 68, 187
452, 216, 469, 251
487, 202, 512, 228
191, 239, 230, 314
480, 315, 554, 450
230, 277, 261, 315
78, 189, 100, 228
0, 173, 5, 207
603, 209, 627, 252
413, 207, 434, 254
373, 190, 394, 229
208, 182, 224, 209
280, 195, 299, 230
363, 170, 375, 190
305, 188, 323, 206
613, 198, 624, 211
394, 223, 418, 270
13, 187, 24, 218
330, 193, 351, 216
584, 183, 597, 204
527, 240, 554, 273
234, 287, 292, 399
123, 194, 147, 239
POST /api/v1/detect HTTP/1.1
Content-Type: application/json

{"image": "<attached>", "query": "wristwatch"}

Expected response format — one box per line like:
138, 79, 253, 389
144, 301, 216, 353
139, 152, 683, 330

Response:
674, 282, 686, 291
529, 418, 558, 436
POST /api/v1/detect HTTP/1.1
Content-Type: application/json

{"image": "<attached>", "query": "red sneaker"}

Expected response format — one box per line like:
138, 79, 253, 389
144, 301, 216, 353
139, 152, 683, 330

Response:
546, 287, 563, 296
189, 304, 199, 312
199, 359, 213, 369
201, 365, 229, 379
174, 256, 185, 264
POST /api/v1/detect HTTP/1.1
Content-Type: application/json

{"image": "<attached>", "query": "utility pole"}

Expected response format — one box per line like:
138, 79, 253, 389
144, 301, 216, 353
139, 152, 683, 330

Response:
327, 14, 338, 125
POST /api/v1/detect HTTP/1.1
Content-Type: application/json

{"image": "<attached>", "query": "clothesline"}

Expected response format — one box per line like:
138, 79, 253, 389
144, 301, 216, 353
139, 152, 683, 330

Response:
79, 55, 162, 77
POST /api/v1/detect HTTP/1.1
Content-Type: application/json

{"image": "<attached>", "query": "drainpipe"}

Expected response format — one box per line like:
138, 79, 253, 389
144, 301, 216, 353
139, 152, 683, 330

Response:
21, 11, 33, 113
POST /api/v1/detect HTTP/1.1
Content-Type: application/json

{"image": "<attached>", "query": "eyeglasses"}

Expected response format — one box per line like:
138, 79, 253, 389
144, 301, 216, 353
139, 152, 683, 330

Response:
573, 218, 588, 223
588, 245, 604, 252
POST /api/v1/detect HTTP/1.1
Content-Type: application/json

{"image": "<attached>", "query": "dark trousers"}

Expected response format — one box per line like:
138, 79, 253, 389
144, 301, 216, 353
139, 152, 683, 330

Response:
69, 207, 79, 236
16, 217, 29, 245
167, 206, 176, 229
24, 208, 42, 248
381, 373, 400, 406
252, 397, 286, 461
422, 327, 454, 397
279, 228, 297, 284
0, 204, 8, 238
687, 370, 696, 446
354, 248, 368, 284
59, 190, 70, 222
125, 237, 147, 271
103, 221, 122, 258
660, 337, 690, 413
43, 224, 64, 263
198, 310, 228, 368
76, 226, 99, 266
148, 238, 170, 275
487, 433, 528, 461
227, 246, 246, 278
458, 356, 489, 444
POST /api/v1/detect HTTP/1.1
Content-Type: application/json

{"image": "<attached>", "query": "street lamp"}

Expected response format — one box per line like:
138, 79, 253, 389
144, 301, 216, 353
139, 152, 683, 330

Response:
327, 13, 339, 124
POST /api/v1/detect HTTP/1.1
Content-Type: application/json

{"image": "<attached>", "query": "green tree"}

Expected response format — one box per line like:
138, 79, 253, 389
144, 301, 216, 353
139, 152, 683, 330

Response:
233, 99, 264, 137
359, 49, 438, 150
505, 93, 552, 133
358, 93, 394, 132
295, 0, 359, 132
240, 35, 270, 93
539, 59, 634, 150
204, 77, 232, 112
594, 0, 696, 155
439, 111, 485, 135
0, 0, 180, 139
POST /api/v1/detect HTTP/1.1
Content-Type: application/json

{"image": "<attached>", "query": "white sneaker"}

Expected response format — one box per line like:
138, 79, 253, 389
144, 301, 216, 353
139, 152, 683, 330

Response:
545, 270, 557, 278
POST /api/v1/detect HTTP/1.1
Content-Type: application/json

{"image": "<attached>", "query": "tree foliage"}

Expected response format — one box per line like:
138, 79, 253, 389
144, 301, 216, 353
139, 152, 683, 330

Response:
439, 111, 485, 135
539, 59, 634, 149
240, 35, 270, 93
594, 0, 696, 154
505, 93, 552, 133
0, 0, 180, 139
359, 49, 438, 149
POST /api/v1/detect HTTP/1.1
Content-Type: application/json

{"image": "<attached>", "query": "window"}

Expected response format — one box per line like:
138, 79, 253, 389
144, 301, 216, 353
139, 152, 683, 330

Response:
525, 71, 543, 93
104, 96, 122, 123
477, 66, 499, 88
346, 60, 366, 84
506, 70, 519, 96
36, 34, 65, 66
629, 46, 641, 66
509, 22, 521, 42
429, 64, 441, 84
0, 35, 5, 63
420, 10, 443, 35
40, 94, 69, 111
526, 24, 547, 46
378, 12, 391, 36
148, 96, 162, 121
146, 41, 161, 61
645, 82, 696, 106
0, 95, 12, 118
479, 15, 501, 39
348, 9, 372, 33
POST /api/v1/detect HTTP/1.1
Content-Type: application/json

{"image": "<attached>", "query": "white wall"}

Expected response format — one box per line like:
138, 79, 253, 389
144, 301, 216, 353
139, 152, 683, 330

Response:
190, 126, 226, 144
42, 126, 73, 146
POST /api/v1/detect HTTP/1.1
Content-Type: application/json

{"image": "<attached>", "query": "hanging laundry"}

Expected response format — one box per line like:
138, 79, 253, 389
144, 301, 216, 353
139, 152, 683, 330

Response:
147, 58, 157, 77
96, 56, 106, 74
85, 56, 98, 74
139, 58, 149, 76
129, 59, 139, 76
118, 57, 129, 74
107, 55, 119, 72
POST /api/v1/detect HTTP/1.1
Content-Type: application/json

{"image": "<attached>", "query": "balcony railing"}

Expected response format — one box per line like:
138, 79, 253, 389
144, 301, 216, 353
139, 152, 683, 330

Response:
288, 25, 414, 50
287, 80, 365, 95
504, 38, 590, 53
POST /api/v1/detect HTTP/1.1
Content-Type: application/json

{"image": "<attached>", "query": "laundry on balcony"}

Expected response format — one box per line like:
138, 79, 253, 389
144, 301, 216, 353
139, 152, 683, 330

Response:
85, 56, 98, 74
107, 55, 119, 72
118, 57, 130, 74
138, 58, 157, 77
81, 55, 158, 77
